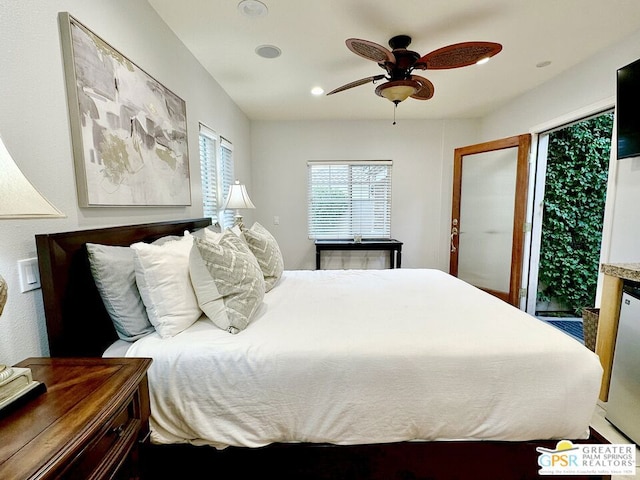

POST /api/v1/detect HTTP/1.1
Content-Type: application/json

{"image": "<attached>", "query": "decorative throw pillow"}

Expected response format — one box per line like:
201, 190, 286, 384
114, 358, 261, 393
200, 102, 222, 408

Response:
131, 234, 201, 338
189, 229, 265, 333
86, 243, 154, 341
242, 222, 284, 291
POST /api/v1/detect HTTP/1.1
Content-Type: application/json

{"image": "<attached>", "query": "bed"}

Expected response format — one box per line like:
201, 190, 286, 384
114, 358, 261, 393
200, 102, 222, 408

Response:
35, 217, 609, 480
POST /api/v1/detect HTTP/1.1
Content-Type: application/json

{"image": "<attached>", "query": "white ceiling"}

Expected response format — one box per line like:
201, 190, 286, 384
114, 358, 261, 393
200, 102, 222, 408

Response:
148, 0, 640, 121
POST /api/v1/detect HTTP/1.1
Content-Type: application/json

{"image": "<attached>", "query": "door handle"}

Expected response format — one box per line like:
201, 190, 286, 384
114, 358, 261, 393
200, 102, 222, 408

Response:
451, 219, 458, 253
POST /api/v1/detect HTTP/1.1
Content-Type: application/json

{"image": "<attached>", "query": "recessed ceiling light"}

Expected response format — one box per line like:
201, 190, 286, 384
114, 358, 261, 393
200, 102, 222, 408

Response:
238, 0, 268, 18
255, 44, 281, 59
537, 60, 552, 68
311, 87, 324, 96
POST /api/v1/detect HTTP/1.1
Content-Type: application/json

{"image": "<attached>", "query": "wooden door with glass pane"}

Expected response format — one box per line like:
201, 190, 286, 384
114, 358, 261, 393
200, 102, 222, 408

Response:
449, 134, 531, 306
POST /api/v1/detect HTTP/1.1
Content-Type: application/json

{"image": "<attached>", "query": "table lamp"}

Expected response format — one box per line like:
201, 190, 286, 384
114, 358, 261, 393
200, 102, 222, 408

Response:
0, 135, 64, 414
223, 180, 255, 229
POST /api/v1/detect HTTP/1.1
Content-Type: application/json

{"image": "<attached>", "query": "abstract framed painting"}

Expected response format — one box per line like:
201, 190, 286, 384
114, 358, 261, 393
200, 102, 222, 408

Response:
58, 12, 191, 207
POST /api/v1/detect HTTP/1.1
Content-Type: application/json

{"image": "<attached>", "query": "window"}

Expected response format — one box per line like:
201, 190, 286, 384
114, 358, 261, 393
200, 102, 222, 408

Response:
218, 137, 235, 228
307, 160, 392, 239
199, 124, 234, 228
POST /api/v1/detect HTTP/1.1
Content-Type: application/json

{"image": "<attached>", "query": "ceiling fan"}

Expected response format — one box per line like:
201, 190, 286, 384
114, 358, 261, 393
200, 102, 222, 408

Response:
327, 35, 502, 112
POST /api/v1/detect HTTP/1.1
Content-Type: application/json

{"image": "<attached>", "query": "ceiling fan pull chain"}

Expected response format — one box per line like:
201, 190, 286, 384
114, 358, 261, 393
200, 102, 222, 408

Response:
393, 101, 398, 125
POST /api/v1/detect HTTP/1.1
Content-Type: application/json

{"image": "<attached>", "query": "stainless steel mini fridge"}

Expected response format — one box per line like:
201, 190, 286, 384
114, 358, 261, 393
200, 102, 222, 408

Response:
606, 284, 640, 445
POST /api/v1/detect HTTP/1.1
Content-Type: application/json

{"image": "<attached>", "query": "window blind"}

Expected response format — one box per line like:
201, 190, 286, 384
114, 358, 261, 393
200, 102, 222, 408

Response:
307, 160, 392, 239
219, 137, 235, 228
199, 124, 218, 220
199, 125, 234, 227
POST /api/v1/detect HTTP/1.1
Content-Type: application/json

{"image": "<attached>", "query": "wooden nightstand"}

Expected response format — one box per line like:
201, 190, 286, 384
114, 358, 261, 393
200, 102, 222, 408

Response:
0, 357, 151, 480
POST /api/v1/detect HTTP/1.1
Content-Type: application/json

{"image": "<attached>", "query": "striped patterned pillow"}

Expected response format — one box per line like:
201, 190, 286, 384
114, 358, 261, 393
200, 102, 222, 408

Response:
190, 230, 265, 333
242, 222, 284, 291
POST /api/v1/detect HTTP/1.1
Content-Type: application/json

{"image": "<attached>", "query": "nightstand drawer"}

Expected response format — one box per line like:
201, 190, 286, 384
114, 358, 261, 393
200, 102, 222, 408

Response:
64, 399, 140, 479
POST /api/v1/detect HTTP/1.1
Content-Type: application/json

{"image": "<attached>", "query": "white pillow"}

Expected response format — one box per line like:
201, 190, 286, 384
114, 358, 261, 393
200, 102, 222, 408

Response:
189, 230, 265, 333
131, 233, 201, 338
191, 226, 223, 243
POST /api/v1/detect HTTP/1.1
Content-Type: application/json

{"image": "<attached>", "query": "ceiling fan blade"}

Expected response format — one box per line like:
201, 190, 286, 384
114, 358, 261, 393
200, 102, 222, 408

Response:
410, 75, 435, 100
346, 38, 396, 64
326, 75, 386, 96
415, 41, 502, 70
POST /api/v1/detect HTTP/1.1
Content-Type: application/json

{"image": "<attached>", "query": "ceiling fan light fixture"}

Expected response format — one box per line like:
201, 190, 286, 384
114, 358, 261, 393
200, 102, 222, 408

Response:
375, 80, 418, 103
476, 56, 491, 65
328, 35, 501, 108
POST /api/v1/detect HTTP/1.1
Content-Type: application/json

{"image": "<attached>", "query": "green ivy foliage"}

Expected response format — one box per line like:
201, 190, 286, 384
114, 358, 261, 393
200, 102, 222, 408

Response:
537, 113, 613, 314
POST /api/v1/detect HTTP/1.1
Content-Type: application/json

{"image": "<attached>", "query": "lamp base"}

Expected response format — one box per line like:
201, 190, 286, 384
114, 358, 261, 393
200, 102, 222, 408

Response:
233, 212, 245, 230
0, 274, 7, 316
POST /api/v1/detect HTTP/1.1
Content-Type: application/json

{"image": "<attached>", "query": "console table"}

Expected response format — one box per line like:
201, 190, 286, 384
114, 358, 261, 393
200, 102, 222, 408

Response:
315, 239, 403, 270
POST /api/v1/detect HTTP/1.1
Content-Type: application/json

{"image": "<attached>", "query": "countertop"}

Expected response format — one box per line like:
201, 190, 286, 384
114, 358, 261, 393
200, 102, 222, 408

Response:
601, 263, 640, 282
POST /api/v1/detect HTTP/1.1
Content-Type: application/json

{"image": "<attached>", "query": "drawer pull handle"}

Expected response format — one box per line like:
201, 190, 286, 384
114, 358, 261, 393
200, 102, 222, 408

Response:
111, 425, 125, 437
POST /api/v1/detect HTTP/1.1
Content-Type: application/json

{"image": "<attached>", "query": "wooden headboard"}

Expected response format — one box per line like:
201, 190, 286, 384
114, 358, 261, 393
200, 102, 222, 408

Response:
35, 218, 212, 357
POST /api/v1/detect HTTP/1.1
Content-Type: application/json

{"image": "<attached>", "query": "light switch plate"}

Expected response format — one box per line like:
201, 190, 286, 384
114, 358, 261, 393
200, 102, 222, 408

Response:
18, 257, 41, 292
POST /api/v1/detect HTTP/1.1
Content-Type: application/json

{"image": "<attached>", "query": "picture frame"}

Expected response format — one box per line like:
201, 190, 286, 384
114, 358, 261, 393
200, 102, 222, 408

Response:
58, 12, 191, 207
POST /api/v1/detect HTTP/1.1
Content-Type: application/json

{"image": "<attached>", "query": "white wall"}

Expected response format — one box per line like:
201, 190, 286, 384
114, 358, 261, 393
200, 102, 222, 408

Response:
0, 0, 251, 365
250, 119, 479, 270
480, 28, 640, 266
4, 2, 639, 367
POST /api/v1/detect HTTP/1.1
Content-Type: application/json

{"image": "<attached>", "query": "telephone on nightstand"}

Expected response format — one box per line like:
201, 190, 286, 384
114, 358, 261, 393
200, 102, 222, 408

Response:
0, 364, 46, 416
0, 276, 46, 417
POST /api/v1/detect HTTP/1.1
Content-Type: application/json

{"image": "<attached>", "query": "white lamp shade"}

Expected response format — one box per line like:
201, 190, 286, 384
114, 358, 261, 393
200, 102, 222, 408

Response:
223, 181, 256, 210
0, 136, 64, 218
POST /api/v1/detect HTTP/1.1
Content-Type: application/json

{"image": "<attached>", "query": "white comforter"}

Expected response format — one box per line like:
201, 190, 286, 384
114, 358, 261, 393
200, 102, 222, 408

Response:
125, 269, 603, 449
